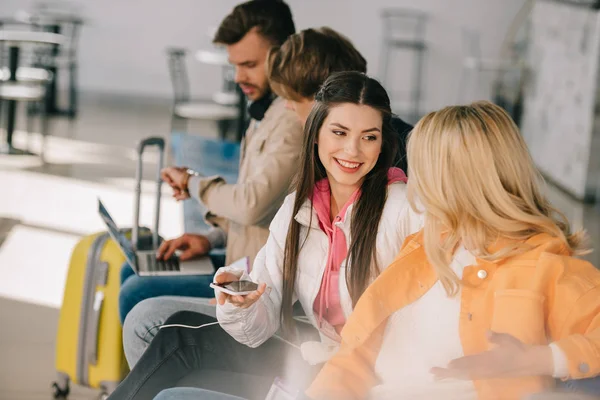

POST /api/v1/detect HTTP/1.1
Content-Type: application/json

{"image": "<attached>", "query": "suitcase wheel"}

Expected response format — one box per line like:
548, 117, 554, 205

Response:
52, 381, 70, 399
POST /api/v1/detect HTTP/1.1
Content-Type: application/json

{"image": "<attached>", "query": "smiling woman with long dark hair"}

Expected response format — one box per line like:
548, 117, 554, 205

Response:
108, 72, 424, 400
215, 72, 421, 350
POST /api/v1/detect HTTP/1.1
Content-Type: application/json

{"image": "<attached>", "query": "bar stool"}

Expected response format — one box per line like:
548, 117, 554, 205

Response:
457, 28, 517, 102
0, 18, 53, 143
166, 47, 239, 139
0, 18, 49, 84
457, 27, 527, 122
0, 30, 63, 158
29, 0, 84, 118
0, 65, 53, 149
196, 49, 247, 141
379, 8, 428, 123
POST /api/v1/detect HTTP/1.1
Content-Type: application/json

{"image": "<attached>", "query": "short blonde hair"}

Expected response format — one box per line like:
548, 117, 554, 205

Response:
266, 27, 366, 101
407, 101, 588, 295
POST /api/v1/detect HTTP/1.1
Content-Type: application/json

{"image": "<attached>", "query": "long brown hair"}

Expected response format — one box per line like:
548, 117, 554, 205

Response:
281, 71, 399, 335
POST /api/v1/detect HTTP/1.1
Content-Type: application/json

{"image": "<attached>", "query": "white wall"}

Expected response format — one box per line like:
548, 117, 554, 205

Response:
521, 1, 600, 200
1, 0, 527, 113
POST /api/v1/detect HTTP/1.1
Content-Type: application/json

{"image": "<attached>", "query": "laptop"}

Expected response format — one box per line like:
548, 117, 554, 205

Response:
98, 199, 215, 276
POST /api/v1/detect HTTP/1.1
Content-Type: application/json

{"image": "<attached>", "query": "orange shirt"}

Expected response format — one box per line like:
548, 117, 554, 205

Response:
307, 231, 600, 400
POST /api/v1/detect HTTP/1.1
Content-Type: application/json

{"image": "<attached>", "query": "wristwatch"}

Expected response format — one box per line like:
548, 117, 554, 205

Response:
182, 168, 201, 195
186, 168, 201, 177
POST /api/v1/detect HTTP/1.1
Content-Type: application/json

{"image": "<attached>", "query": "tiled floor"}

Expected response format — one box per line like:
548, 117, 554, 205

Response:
0, 93, 600, 399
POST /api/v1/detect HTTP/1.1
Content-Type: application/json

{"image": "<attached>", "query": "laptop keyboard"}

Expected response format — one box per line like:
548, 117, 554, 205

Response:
144, 253, 180, 272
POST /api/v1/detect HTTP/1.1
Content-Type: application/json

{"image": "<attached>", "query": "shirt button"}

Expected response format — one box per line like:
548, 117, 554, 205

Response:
579, 362, 590, 374
477, 270, 487, 279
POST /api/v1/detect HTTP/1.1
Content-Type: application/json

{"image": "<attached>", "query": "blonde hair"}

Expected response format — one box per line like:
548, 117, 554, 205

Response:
406, 101, 588, 295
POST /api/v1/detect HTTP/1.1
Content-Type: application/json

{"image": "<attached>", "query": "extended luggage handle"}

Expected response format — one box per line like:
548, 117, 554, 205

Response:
132, 136, 165, 251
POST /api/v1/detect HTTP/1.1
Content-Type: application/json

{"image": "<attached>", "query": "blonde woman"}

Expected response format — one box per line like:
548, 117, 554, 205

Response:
307, 101, 600, 400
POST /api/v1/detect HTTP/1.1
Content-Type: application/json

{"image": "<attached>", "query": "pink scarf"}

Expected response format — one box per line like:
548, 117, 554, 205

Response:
311, 167, 408, 337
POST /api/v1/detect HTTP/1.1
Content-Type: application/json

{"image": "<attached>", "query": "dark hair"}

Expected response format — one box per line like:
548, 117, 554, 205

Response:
281, 71, 399, 335
213, 0, 296, 46
267, 27, 367, 101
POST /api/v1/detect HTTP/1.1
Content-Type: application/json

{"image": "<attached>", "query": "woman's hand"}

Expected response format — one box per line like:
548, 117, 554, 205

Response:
214, 272, 267, 309
430, 331, 554, 380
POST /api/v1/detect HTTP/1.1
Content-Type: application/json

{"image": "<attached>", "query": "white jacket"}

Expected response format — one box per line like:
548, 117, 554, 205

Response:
215, 182, 424, 363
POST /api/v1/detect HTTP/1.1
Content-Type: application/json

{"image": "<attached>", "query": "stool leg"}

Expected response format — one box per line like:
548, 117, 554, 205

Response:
6, 100, 17, 150
69, 62, 77, 118
170, 114, 177, 133
413, 48, 425, 123
40, 98, 49, 163
26, 103, 34, 153
217, 119, 231, 140
0, 100, 3, 146
457, 65, 468, 104
170, 113, 188, 134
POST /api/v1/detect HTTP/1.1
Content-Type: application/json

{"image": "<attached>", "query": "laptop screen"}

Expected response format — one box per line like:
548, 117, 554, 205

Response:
97, 199, 138, 269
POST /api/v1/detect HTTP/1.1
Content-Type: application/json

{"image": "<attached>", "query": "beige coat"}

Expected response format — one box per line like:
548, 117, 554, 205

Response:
190, 97, 303, 266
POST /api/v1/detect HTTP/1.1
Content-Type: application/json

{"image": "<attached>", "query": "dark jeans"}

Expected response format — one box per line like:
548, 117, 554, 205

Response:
111, 310, 600, 400
118, 253, 225, 323
108, 311, 319, 400
557, 377, 600, 396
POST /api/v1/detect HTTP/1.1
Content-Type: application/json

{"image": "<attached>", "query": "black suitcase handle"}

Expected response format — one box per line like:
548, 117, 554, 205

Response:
132, 136, 165, 251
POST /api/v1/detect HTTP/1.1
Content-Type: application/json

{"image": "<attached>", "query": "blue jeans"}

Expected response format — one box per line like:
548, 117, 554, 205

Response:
556, 377, 600, 396
151, 380, 600, 400
153, 379, 600, 400
118, 253, 225, 323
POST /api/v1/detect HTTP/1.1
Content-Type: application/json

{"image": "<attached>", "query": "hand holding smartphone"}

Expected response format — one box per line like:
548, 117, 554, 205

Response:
210, 280, 259, 296
212, 271, 267, 308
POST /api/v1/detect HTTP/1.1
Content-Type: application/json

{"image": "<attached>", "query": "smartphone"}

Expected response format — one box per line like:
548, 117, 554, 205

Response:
210, 280, 259, 296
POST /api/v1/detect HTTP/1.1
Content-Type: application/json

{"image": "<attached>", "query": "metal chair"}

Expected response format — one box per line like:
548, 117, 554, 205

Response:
166, 47, 239, 139
0, 18, 53, 144
379, 8, 428, 124
0, 18, 47, 80
0, 30, 63, 158
29, 5, 83, 119
0, 66, 53, 149
457, 28, 523, 102
196, 49, 247, 141
457, 27, 528, 122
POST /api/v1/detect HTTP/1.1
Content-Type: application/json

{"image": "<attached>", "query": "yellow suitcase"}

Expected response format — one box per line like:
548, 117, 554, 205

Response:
54, 231, 130, 397
53, 137, 165, 398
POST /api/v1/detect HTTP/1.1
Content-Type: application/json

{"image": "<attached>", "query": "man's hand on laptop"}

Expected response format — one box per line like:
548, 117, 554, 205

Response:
161, 166, 191, 201
156, 233, 211, 261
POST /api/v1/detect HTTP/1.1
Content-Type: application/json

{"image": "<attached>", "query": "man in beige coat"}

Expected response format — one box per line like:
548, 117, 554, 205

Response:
159, 97, 301, 268
158, 2, 302, 269
118, 0, 303, 369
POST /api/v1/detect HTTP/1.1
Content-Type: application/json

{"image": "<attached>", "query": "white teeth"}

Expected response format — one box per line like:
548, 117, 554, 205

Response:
337, 159, 360, 169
